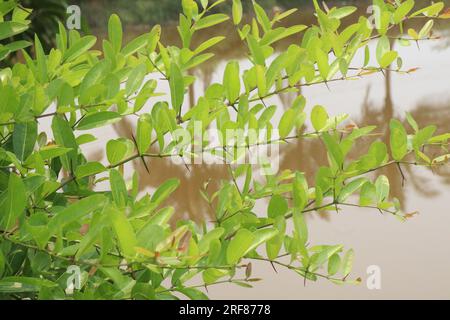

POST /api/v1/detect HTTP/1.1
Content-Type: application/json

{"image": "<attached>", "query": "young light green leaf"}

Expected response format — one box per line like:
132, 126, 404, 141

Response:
194, 14, 229, 30
76, 112, 122, 131
268, 194, 288, 218
110, 169, 128, 207
126, 64, 147, 96
52, 116, 79, 171
63, 36, 97, 62
110, 206, 137, 257
341, 249, 354, 277
13, 121, 37, 161
380, 51, 398, 68
0, 174, 26, 230
75, 162, 106, 179
169, 62, 184, 113
227, 229, 255, 264
338, 178, 368, 203
389, 119, 408, 161
136, 114, 152, 155
151, 178, 180, 207
311, 105, 329, 132
108, 14, 123, 53
232, 0, 243, 25
375, 175, 390, 203
223, 60, 240, 104
48, 195, 107, 232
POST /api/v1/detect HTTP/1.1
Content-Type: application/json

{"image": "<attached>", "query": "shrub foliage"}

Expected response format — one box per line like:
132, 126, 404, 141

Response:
0, 0, 449, 299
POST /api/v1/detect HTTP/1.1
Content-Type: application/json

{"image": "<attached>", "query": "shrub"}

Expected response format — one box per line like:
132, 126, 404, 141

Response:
0, 0, 449, 300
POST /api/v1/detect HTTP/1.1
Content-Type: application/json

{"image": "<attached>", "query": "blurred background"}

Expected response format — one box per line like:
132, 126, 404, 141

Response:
8, 0, 450, 299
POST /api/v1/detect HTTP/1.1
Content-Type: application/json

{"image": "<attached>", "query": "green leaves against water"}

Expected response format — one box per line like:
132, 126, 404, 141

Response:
0, 0, 449, 300
389, 119, 408, 161
169, 62, 184, 114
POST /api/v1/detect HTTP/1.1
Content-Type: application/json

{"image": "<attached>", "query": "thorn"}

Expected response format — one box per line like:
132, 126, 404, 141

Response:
180, 155, 191, 173
269, 261, 278, 274
141, 157, 150, 174
324, 81, 330, 91
396, 162, 406, 187
131, 133, 150, 174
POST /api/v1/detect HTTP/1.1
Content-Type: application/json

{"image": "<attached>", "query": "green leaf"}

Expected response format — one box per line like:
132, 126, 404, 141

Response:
106, 139, 130, 165
198, 228, 225, 255
380, 51, 398, 68
293, 211, 308, 246
52, 116, 79, 171
75, 162, 106, 179
108, 14, 123, 52
34, 35, 47, 83
322, 133, 344, 168
328, 6, 357, 19
136, 114, 153, 155
310, 245, 343, 271
268, 194, 288, 218
169, 62, 184, 113
0, 277, 57, 293
376, 36, 390, 65
76, 134, 97, 145
13, 121, 37, 161
0, 22, 28, 41
266, 216, 286, 260
223, 60, 240, 104
194, 14, 229, 30
0, 174, 26, 230
418, 20, 434, 39
76, 112, 122, 130
110, 206, 137, 257
279, 108, 296, 138
375, 175, 390, 203
338, 178, 368, 203
63, 36, 97, 62
35, 145, 71, 161
126, 63, 147, 96
315, 47, 329, 79
110, 169, 128, 207
328, 254, 341, 276
389, 119, 408, 161
359, 182, 377, 206
405, 112, 419, 132
413, 125, 436, 151
227, 229, 255, 264
151, 178, 180, 207
246, 228, 278, 254
232, 0, 243, 25
194, 36, 225, 55
48, 195, 107, 232
121, 33, 149, 57
177, 286, 209, 300
255, 64, 267, 97
292, 172, 308, 211
341, 249, 354, 277
311, 105, 329, 132
393, 0, 415, 23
